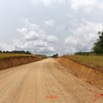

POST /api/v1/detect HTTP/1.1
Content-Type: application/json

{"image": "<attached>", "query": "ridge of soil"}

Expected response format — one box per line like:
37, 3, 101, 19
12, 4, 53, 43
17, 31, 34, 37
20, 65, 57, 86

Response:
0, 56, 41, 70
57, 57, 103, 89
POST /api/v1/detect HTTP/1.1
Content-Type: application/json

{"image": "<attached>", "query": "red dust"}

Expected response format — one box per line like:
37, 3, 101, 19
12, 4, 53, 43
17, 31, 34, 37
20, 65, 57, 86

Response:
93, 93, 103, 102
45, 96, 58, 100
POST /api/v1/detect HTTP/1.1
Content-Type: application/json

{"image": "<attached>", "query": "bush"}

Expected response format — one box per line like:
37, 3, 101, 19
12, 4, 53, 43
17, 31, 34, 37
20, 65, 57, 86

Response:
51, 54, 59, 58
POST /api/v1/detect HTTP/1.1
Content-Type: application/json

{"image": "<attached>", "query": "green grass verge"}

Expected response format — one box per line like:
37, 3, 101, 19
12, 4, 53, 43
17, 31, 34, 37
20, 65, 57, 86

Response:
63, 55, 103, 69
0, 53, 33, 59
0, 53, 47, 60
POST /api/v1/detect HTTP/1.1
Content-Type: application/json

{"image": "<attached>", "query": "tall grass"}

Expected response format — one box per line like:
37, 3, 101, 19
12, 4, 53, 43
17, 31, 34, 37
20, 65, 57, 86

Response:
64, 55, 103, 69
0, 53, 32, 59
0, 53, 47, 60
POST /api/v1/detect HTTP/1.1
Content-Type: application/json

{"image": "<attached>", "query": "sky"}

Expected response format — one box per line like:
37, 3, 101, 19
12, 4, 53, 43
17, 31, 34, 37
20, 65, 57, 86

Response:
0, 0, 103, 55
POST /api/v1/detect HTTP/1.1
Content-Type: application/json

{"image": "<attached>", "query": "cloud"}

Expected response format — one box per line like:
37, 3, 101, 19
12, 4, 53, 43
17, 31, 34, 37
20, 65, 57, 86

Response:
17, 19, 57, 42
19, 19, 46, 41
15, 40, 56, 55
31, 0, 38, 4
46, 35, 58, 43
31, 0, 52, 6
34, 41, 47, 47
65, 19, 103, 54
31, 0, 103, 11
0, 43, 15, 51
69, 0, 97, 12
44, 20, 55, 27
37, 46, 55, 54
69, 0, 103, 12
17, 28, 28, 35
15, 18, 58, 55
14, 39, 55, 55
65, 48, 77, 54
31, 0, 64, 6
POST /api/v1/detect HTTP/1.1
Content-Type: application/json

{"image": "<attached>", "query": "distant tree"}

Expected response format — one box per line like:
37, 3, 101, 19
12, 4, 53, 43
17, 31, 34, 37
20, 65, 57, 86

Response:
92, 30, 103, 54
0, 50, 32, 54
52, 53, 59, 58
75, 51, 92, 55
25, 51, 31, 54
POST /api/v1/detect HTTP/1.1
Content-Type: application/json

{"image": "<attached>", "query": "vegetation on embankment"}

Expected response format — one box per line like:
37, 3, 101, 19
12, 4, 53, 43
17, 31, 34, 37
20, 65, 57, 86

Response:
0, 50, 31, 54
62, 30, 103, 69
63, 55, 103, 69
0, 50, 32, 59
58, 57, 103, 88
0, 53, 47, 70
0, 53, 32, 59
92, 30, 103, 54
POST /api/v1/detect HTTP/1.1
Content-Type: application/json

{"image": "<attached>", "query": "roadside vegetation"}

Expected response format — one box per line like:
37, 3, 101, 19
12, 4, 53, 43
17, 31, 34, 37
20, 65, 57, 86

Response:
0, 53, 32, 59
50, 53, 59, 58
0, 50, 31, 54
64, 30, 103, 69
63, 55, 103, 69
0, 50, 47, 59
92, 30, 103, 54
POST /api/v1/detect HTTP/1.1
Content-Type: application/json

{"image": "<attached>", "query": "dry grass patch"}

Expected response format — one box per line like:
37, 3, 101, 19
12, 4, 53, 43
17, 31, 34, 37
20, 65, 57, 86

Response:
63, 55, 103, 69
0, 53, 32, 59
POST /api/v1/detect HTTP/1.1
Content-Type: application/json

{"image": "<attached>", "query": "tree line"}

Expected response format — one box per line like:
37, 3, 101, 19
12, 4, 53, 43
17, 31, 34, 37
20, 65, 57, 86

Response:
0, 50, 31, 54
92, 31, 103, 54
75, 30, 103, 55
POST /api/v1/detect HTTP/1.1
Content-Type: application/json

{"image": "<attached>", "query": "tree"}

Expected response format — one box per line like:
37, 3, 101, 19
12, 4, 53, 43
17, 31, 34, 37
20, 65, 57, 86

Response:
52, 53, 59, 58
0, 50, 32, 54
92, 30, 103, 54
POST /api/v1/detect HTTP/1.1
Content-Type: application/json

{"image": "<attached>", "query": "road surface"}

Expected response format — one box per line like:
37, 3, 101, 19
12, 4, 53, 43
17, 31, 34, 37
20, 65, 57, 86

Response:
0, 58, 103, 103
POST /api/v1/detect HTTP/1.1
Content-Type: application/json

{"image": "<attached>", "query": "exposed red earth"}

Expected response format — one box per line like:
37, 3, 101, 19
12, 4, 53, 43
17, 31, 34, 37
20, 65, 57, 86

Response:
57, 57, 103, 89
0, 56, 41, 70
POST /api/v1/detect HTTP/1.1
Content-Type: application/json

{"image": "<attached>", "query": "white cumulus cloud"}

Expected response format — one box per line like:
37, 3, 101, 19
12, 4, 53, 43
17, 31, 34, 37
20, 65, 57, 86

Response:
0, 43, 15, 51
15, 18, 58, 55
65, 19, 103, 54
44, 19, 55, 27
31, 0, 64, 6
31, 0, 103, 12
69, 0, 103, 12
46, 35, 58, 43
37, 46, 55, 54
34, 41, 47, 47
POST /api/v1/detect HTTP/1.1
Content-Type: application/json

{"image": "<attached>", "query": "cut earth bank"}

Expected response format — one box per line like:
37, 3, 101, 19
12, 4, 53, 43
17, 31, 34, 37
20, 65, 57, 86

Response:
0, 56, 42, 70
57, 57, 103, 89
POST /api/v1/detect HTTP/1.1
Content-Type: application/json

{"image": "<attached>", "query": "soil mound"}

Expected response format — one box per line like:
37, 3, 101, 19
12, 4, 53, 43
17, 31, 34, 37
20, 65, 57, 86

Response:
0, 56, 40, 70
58, 57, 103, 88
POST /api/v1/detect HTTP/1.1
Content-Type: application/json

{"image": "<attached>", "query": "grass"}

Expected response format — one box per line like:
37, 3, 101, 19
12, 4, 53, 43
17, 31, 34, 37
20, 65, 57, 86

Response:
63, 55, 103, 69
0, 53, 47, 60
0, 53, 32, 59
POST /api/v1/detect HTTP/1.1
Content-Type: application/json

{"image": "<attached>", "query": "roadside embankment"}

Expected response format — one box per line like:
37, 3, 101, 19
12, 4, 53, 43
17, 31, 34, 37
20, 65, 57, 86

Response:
57, 57, 103, 89
0, 56, 41, 70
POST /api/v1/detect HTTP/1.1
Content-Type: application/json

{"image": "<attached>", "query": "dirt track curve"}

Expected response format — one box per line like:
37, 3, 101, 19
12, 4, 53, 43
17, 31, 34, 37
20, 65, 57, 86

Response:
0, 58, 103, 103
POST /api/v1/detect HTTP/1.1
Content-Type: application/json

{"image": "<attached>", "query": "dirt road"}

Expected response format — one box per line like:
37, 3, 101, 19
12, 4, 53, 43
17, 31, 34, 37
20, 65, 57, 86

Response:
0, 59, 103, 103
